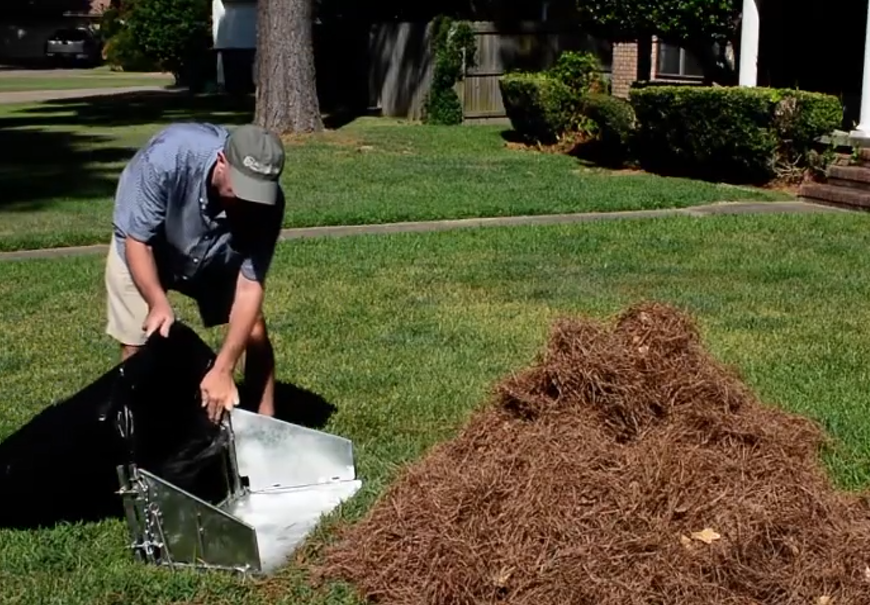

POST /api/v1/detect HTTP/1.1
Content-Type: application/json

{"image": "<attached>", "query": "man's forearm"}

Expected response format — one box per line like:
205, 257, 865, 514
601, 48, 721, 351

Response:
213, 275, 264, 375
125, 237, 169, 308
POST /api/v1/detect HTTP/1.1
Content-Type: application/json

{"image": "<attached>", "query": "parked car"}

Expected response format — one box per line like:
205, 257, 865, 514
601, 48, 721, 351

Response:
44, 28, 102, 67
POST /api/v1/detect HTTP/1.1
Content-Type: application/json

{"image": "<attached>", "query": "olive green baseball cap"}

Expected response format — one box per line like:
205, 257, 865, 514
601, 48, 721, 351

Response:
224, 124, 285, 205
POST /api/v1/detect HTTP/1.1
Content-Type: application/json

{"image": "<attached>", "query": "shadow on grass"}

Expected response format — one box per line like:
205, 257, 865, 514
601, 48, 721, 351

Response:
0, 128, 133, 211
5, 89, 362, 130
7, 89, 255, 129
499, 129, 527, 145
0, 90, 255, 211
567, 138, 636, 171
323, 107, 382, 130
0, 89, 371, 212
238, 380, 337, 430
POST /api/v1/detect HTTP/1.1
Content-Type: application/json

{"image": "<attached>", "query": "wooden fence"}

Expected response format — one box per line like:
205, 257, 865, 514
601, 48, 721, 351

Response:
367, 20, 613, 122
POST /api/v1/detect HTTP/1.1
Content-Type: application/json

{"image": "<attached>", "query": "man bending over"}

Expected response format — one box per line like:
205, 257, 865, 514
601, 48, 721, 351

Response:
104, 122, 286, 422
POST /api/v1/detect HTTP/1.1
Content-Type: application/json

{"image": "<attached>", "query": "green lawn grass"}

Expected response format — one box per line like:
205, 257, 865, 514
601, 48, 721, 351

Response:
1, 212, 869, 604
0, 92, 791, 252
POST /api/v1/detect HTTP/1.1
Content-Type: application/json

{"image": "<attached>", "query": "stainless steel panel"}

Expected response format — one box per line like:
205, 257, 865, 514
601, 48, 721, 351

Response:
229, 409, 357, 490
138, 469, 261, 573
118, 410, 364, 576
224, 479, 363, 574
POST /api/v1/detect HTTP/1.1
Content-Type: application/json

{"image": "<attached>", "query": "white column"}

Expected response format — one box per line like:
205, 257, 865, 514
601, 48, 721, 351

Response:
738, 0, 760, 87
212, 0, 226, 90
216, 52, 226, 91
851, 0, 870, 140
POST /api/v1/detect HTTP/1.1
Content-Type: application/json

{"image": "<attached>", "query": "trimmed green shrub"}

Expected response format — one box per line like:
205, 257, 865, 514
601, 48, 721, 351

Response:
499, 72, 579, 144
548, 50, 608, 96
99, 5, 161, 72
422, 17, 476, 125
124, 0, 213, 87
580, 93, 636, 166
500, 50, 613, 146
97, 5, 123, 42
630, 86, 777, 182
104, 30, 162, 73
629, 86, 843, 183
770, 89, 844, 166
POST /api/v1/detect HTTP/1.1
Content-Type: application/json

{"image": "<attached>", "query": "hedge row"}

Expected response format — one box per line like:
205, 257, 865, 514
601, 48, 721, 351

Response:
500, 61, 844, 183
579, 92, 636, 166
629, 86, 843, 183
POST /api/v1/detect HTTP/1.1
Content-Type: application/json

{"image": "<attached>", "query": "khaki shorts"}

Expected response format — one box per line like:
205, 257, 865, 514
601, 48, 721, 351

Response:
105, 237, 236, 346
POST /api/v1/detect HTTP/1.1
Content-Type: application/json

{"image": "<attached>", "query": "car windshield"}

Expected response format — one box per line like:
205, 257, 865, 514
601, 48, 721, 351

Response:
50, 29, 89, 41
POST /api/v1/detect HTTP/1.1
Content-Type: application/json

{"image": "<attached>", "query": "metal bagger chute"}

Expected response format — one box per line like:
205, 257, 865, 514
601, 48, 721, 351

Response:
117, 407, 362, 575
0, 322, 362, 576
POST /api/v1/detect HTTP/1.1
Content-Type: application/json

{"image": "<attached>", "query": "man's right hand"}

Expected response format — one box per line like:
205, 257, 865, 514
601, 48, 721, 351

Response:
126, 237, 174, 339
143, 301, 175, 338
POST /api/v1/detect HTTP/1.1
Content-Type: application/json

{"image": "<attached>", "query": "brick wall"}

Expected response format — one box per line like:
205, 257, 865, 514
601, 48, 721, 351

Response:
611, 42, 638, 98
89, 0, 112, 15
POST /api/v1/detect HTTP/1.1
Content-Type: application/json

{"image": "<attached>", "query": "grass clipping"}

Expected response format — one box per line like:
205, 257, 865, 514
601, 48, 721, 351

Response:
316, 303, 870, 604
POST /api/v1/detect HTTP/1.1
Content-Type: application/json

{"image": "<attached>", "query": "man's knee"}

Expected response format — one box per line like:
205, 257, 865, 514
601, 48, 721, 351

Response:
120, 344, 141, 362
249, 313, 269, 343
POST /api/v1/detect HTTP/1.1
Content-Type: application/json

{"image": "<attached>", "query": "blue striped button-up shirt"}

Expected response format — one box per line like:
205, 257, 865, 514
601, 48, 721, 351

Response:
111, 122, 285, 290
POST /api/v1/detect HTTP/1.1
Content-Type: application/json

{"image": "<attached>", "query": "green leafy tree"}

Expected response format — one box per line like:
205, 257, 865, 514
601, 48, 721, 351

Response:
576, 0, 743, 84
124, 0, 213, 87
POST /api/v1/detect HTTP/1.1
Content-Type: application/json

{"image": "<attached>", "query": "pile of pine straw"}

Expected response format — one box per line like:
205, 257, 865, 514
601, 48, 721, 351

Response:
315, 303, 870, 604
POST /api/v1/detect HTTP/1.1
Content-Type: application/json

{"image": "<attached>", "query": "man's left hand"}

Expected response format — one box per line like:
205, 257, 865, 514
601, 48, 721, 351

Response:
200, 367, 240, 423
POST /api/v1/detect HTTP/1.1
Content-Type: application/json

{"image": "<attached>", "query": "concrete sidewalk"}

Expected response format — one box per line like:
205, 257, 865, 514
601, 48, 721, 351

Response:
0, 85, 179, 105
0, 200, 845, 263
0, 68, 170, 78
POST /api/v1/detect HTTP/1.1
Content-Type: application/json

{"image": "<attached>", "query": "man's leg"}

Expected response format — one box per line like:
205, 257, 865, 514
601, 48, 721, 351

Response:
105, 236, 149, 360
244, 314, 276, 416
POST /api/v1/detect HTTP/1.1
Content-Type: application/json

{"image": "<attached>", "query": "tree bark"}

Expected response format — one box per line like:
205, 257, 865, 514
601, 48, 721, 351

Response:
254, 0, 323, 134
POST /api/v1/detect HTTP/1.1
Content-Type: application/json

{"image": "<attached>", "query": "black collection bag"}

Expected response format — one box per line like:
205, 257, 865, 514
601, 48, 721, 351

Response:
0, 322, 234, 531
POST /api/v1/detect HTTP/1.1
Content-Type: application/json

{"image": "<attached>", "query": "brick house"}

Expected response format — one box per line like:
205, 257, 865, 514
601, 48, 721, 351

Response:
610, 39, 705, 98
607, 0, 870, 211
609, 0, 868, 133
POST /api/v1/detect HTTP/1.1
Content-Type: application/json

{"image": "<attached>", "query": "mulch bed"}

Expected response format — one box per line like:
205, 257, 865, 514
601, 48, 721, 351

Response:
314, 302, 870, 604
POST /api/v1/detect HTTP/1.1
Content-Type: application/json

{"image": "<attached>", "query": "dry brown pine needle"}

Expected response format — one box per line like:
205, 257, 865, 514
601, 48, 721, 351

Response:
313, 302, 870, 605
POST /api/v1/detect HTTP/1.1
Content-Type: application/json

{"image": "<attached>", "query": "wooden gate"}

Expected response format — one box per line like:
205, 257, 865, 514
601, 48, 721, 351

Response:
367, 21, 612, 122
460, 22, 612, 122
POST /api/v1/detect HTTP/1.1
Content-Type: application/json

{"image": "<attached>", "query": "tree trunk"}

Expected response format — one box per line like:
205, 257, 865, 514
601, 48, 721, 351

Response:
254, 0, 323, 134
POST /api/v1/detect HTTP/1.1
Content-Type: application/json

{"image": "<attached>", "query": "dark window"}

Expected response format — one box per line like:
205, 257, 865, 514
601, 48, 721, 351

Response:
50, 29, 90, 42
656, 41, 704, 78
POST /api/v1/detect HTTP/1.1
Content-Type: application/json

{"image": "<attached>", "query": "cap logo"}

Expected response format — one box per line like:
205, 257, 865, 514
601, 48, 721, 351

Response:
242, 155, 280, 177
